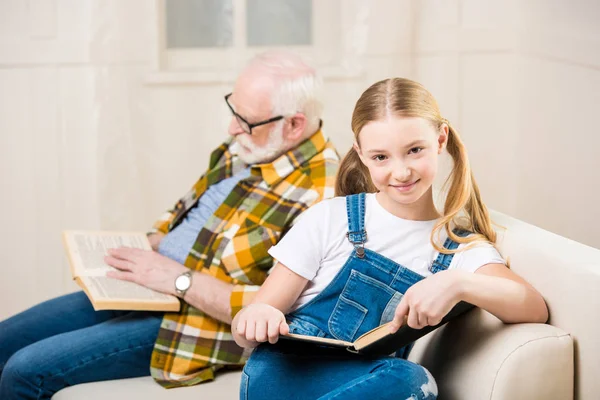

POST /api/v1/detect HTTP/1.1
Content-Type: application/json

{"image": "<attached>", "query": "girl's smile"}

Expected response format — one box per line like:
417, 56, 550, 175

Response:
390, 179, 420, 192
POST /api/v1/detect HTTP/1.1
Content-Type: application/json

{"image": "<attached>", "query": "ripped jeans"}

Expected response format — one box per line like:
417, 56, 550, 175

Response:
241, 342, 437, 400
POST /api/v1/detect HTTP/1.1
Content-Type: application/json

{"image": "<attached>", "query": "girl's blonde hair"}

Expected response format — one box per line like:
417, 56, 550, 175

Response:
335, 78, 496, 253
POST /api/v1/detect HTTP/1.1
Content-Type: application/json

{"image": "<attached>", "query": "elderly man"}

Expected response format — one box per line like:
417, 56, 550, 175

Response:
0, 51, 339, 398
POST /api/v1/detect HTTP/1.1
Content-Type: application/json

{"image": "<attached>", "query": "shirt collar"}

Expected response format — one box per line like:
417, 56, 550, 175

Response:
228, 128, 328, 187
258, 128, 328, 186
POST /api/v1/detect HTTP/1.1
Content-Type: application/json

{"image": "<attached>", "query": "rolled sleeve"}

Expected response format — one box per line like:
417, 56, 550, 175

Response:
230, 283, 261, 319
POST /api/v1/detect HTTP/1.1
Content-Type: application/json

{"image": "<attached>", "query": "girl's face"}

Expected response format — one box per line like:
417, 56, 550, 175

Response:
356, 116, 447, 217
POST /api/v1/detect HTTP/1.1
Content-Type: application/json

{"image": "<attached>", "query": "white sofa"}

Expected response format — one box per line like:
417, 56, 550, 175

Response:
54, 210, 600, 400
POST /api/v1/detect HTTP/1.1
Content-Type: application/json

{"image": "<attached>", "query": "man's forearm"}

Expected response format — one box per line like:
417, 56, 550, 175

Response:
183, 272, 234, 324
147, 232, 165, 251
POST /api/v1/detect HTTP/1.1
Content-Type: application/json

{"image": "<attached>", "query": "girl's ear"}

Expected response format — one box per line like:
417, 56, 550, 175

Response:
438, 123, 449, 154
353, 141, 366, 163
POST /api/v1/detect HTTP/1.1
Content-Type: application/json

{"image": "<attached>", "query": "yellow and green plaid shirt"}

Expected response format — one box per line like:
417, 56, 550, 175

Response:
149, 129, 339, 387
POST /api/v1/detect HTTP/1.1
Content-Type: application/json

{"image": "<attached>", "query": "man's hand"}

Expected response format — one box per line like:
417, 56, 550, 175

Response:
233, 303, 289, 348
389, 269, 466, 333
105, 247, 188, 296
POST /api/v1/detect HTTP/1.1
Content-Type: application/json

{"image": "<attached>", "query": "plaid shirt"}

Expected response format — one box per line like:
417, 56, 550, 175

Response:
149, 130, 339, 387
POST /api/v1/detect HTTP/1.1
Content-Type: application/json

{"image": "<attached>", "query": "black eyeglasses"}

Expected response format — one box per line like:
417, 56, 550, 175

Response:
225, 93, 284, 135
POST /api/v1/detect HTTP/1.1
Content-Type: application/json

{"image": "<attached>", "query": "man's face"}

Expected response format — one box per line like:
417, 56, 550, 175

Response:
227, 69, 289, 164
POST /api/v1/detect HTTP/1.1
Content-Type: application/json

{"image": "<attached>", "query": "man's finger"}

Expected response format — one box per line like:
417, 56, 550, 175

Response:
105, 255, 135, 271
106, 270, 136, 283
108, 247, 145, 261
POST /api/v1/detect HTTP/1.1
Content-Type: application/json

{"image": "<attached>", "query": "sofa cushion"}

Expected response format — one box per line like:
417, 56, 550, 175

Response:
54, 311, 572, 400
52, 369, 241, 400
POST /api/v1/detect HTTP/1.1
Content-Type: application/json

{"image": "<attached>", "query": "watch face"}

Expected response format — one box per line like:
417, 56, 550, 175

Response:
175, 274, 191, 291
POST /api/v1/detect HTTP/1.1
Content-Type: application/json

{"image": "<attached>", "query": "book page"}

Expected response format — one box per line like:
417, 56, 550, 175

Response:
80, 276, 175, 302
281, 333, 352, 348
354, 322, 393, 349
64, 231, 151, 277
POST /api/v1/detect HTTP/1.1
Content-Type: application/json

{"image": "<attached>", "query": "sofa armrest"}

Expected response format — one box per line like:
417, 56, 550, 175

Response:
408, 309, 573, 400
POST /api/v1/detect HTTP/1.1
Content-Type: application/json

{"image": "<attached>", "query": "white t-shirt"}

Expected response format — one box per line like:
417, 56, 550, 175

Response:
268, 193, 505, 311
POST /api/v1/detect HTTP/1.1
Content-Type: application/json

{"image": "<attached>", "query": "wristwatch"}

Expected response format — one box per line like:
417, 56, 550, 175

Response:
174, 271, 193, 297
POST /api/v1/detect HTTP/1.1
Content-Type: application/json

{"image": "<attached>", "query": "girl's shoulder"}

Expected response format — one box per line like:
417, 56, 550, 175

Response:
308, 195, 347, 212
296, 196, 347, 224
447, 232, 506, 270
449, 229, 496, 250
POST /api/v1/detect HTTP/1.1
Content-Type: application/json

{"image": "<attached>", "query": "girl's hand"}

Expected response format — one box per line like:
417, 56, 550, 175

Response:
233, 303, 289, 348
389, 269, 466, 333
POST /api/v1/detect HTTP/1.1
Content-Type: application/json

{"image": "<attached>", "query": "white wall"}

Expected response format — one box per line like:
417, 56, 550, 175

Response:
1, 0, 598, 326
413, 0, 600, 250
0, 0, 409, 318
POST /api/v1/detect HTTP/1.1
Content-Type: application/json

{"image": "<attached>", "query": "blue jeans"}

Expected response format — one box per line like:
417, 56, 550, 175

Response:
0, 291, 163, 400
242, 343, 437, 400
241, 194, 457, 399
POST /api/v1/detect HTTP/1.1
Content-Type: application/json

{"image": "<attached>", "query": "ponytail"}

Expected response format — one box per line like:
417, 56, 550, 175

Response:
335, 147, 377, 196
431, 122, 497, 253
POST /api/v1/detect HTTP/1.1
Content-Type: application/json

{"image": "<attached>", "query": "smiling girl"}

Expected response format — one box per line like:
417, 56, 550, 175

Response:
231, 78, 548, 400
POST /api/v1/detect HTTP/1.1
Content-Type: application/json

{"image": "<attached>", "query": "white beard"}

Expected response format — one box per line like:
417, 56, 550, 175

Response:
235, 122, 287, 164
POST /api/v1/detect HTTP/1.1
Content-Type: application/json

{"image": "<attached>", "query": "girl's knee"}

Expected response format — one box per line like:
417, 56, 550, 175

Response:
386, 361, 438, 400
416, 367, 438, 399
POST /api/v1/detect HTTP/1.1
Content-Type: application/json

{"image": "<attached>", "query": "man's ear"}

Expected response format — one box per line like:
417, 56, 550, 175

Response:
285, 113, 307, 142
438, 123, 449, 154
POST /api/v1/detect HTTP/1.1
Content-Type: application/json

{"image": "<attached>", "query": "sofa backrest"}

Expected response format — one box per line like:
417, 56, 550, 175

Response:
490, 210, 599, 400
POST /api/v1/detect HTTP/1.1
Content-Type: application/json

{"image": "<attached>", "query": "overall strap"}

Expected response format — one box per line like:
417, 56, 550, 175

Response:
429, 228, 471, 273
345, 193, 367, 258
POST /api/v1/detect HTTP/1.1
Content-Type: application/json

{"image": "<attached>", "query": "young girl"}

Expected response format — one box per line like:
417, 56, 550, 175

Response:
232, 78, 548, 400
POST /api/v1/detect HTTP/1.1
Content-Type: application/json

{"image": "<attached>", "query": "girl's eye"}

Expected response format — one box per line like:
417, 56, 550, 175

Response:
409, 147, 424, 155
372, 155, 387, 161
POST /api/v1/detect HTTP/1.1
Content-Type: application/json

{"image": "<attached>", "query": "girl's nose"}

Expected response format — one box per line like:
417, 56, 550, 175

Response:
391, 164, 411, 181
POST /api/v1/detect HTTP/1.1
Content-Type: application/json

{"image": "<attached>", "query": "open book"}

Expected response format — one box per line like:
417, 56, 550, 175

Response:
62, 230, 180, 312
281, 301, 474, 356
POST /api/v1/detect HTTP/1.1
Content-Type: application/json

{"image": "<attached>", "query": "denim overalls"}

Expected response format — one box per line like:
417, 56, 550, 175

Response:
241, 193, 467, 400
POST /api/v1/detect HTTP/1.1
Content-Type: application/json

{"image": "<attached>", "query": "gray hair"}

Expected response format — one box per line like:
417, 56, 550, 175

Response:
247, 51, 323, 137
